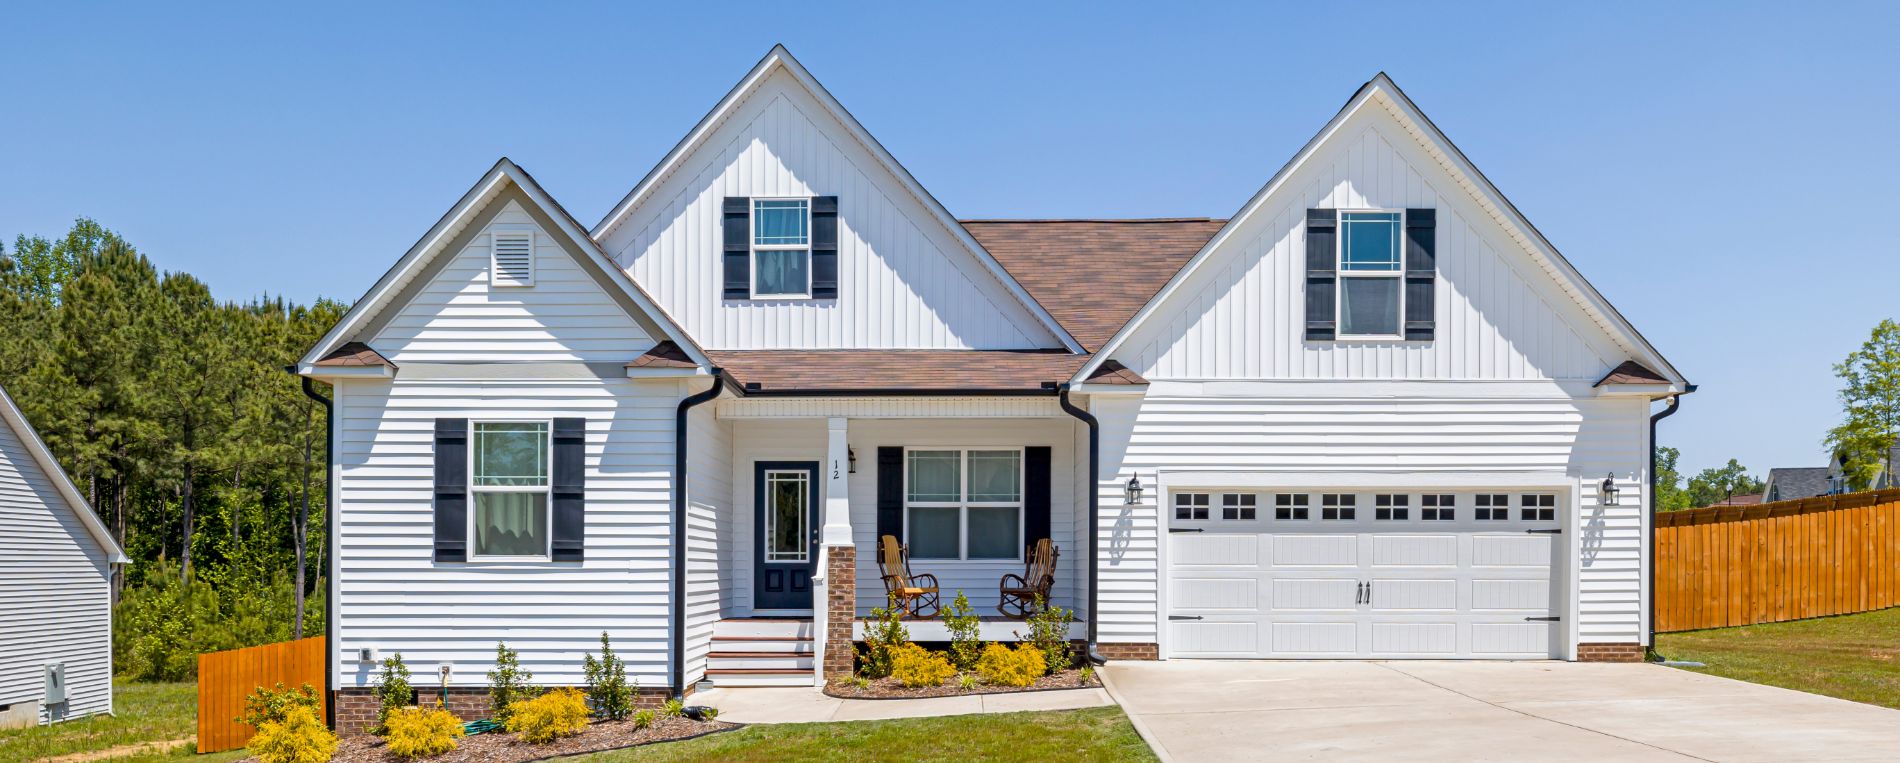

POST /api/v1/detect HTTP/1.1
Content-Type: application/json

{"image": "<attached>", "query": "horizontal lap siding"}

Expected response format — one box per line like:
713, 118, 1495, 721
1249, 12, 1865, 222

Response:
684, 403, 732, 685
1093, 392, 1648, 647
334, 377, 680, 688
0, 417, 112, 722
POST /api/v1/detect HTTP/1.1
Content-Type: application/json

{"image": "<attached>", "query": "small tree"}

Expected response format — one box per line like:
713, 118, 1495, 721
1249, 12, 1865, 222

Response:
1653, 446, 1691, 511
581, 631, 633, 720
940, 591, 983, 672
1686, 459, 1764, 507
856, 594, 910, 679
1827, 319, 1900, 491
1014, 596, 1075, 674
486, 641, 539, 724
371, 653, 414, 735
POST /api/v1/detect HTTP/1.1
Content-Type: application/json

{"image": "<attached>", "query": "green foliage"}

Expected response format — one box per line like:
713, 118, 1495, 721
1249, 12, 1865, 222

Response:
505, 688, 589, 744
1654, 446, 1692, 511
631, 709, 656, 730
959, 673, 978, 691
1079, 665, 1095, 685
857, 594, 911, 679
1827, 319, 1900, 491
976, 643, 1045, 687
698, 706, 719, 722
238, 682, 322, 730
661, 699, 685, 718
1687, 459, 1765, 508
384, 703, 465, 759
890, 643, 957, 688
1015, 596, 1075, 674
940, 590, 983, 671
486, 641, 539, 724
247, 704, 338, 763
582, 631, 634, 720
113, 560, 324, 681
372, 653, 415, 735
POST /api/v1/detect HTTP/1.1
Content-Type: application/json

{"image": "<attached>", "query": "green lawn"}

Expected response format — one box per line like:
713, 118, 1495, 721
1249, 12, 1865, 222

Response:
1655, 606, 1900, 710
0, 680, 246, 763
571, 707, 1156, 763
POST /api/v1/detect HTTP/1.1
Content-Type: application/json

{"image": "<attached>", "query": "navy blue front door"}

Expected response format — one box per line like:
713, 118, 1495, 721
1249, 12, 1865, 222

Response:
753, 461, 820, 611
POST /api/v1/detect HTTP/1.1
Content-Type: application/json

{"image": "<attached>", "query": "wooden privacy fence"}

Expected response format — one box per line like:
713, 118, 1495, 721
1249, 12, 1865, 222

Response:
1656, 488, 1900, 632
197, 636, 326, 753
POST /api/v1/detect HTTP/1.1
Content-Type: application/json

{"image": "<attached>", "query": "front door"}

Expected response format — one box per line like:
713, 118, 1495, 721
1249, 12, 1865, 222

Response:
753, 461, 820, 612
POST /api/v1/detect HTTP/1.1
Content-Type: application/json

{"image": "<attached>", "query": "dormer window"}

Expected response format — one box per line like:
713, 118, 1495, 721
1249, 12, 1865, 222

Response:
751, 199, 811, 298
1338, 211, 1402, 337
490, 230, 535, 287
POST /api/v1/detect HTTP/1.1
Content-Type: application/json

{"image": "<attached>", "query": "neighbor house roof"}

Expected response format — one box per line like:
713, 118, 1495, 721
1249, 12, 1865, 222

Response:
703, 350, 1143, 395
0, 383, 129, 564
1763, 467, 1831, 502
1706, 493, 1763, 507
966, 219, 1226, 352
1594, 360, 1670, 386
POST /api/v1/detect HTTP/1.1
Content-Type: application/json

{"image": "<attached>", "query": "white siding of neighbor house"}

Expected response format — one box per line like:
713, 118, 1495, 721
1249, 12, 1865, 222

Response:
0, 413, 112, 724
331, 374, 685, 689
596, 67, 1059, 351
373, 200, 654, 364
1116, 102, 1620, 383
1088, 386, 1651, 651
683, 397, 731, 686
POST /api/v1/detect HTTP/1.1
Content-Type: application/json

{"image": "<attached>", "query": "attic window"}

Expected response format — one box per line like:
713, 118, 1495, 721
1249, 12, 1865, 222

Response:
491, 231, 535, 287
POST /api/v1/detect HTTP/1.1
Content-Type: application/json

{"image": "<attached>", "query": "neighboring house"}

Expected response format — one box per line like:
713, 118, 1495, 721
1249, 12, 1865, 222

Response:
1761, 467, 1830, 502
1825, 445, 1899, 494
298, 47, 1687, 728
0, 383, 128, 729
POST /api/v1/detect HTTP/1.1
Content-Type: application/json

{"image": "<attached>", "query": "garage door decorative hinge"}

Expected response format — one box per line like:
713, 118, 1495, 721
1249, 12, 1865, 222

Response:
1168, 527, 1204, 533
1524, 616, 1560, 622
1169, 615, 1204, 621
1525, 528, 1562, 534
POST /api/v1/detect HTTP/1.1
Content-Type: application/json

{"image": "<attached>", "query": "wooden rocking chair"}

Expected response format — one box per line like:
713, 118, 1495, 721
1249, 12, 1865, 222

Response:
876, 535, 941, 619
998, 538, 1059, 618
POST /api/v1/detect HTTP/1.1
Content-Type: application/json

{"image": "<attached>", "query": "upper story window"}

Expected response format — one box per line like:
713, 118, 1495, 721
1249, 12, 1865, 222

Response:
752, 199, 811, 298
1338, 211, 1402, 338
471, 421, 550, 558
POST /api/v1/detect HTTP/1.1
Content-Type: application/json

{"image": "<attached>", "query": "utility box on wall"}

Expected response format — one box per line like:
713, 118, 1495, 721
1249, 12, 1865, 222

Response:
44, 663, 66, 707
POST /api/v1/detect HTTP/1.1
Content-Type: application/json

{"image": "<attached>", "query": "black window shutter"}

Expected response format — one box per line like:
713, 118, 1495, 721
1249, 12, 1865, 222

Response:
722, 197, 751, 300
876, 447, 903, 544
810, 196, 839, 299
1304, 209, 1338, 341
1403, 209, 1437, 341
1024, 446, 1052, 553
432, 419, 469, 563
550, 417, 586, 562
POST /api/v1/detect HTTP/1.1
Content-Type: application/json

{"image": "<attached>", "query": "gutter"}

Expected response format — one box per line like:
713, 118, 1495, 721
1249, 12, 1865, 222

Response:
293, 370, 337, 729
1056, 385, 1106, 665
672, 372, 725, 699
1647, 384, 1694, 658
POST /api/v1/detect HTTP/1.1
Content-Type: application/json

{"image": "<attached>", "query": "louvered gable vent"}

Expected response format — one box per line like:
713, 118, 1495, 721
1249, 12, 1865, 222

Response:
490, 230, 535, 286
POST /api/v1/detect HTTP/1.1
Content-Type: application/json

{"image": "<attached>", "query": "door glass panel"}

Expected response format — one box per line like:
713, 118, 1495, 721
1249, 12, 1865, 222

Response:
765, 471, 809, 562
907, 506, 960, 559
967, 507, 1021, 560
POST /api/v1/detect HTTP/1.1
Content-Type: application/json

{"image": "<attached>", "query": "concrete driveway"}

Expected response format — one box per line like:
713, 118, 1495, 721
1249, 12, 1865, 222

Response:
1104, 661, 1900, 762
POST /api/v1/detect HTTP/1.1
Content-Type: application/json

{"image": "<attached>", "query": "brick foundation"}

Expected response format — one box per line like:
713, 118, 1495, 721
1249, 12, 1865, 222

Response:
1576, 643, 1644, 663
334, 685, 682, 736
1094, 642, 1159, 660
824, 545, 857, 678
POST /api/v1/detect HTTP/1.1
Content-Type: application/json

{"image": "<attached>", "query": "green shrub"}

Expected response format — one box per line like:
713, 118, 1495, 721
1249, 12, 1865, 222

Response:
1015, 596, 1075, 674
959, 673, 978, 691
113, 560, 326, 682
661, 698, 684, 718
1079, 665, 1096, 685
699, 706, 719, 722
248, 704, 338, 763
976, 643, 1045, 687
857, 594, 911, 678
371, 653, 414, 735
632, 709, 655, 729
238, 682, 321, 731
582, 631, 634, 720
384, 703, 465, 759
486, 641, 539, 724
940, 591, 984, 671
505, 688, 589, 743
890, 643, 956, 688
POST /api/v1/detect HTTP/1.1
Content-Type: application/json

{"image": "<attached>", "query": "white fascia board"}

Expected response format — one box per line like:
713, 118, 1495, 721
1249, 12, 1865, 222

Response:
0, 384, 129, 564
297, 365, 394, 379
1162, 471, 1576, 490
1074, 74, 1684, 387
625, 368, 711, 379
1594, 382, 1684, 398
590, 45, 1082, 354
1072, 383, 1148, 397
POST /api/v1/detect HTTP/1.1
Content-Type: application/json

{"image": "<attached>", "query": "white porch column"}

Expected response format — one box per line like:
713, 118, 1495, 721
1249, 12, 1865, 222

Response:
818, 416, 856, 681
822, 416, 853, 545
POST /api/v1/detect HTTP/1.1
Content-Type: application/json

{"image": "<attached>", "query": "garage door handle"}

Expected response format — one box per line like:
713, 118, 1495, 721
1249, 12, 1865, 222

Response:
1524, 616, 1560, 622
1526, 528, 1562, 534
1169, 527, 1204, 533
1169, 615, 1203, 621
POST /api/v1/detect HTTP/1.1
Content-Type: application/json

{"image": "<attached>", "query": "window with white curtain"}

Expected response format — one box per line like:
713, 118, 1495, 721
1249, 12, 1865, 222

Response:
471, 421, 550, 558
1338, 211, 1403, 337
752, 198, 811, 298
905, 449, 1022, 561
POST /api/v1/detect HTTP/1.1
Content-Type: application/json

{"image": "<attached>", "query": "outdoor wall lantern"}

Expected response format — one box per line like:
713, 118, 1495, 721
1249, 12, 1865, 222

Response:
1125, 474, 1144, 505
1599, 473, 1620, 506
848, 447, 857, 474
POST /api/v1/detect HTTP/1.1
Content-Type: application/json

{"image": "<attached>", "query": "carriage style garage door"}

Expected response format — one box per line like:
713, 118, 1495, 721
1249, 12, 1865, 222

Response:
1166, 489, 1563, 659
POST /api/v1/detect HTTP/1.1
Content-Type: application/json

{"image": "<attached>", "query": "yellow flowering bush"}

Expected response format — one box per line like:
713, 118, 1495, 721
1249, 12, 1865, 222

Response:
505, 687, 590, 743
383, 703, 466, 759
975, 643, 1045, 687
890, 643, 956, 688
247, 704, 338, 763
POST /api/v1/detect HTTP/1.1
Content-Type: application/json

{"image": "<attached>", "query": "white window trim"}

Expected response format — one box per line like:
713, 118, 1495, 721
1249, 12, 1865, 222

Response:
762, 469, 812, 563
1335, 209, 1405, 340
467, 419, 553, 561
750, 197, 813, 300
489, 228, 536, 288
902, 447, 1025, 563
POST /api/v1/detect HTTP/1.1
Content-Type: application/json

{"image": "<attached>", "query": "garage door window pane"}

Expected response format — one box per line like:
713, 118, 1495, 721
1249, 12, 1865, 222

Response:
1175, 493, 1209, 520
1322, 494, 1356, 520
1376, 494, 1408, 520
1422, 494, 1455, 521
967, 507, 1020, 559
1275, 493, 1309, 520
907, 506, 960, 559
1221, 493, 1256, 520
1521, 494, 1555, 521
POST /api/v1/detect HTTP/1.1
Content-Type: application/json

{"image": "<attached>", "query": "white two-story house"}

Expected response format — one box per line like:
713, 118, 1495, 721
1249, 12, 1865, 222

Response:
298, 46, 1687, 730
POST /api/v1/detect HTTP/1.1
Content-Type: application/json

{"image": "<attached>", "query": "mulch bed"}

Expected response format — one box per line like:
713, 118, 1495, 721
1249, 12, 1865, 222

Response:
824, 668, 1098, 699
237, 716, 737, 763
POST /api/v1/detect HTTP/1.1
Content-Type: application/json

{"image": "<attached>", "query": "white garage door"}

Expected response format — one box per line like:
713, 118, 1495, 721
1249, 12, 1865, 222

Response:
1166, 490, 1562, 659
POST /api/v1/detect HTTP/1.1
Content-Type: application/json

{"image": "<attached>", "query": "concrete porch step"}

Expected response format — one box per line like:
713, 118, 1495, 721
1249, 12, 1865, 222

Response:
708, 651, 816, 671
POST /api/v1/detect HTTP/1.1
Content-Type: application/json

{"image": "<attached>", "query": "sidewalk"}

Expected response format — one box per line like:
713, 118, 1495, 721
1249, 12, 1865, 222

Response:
692, 686, 1114, 724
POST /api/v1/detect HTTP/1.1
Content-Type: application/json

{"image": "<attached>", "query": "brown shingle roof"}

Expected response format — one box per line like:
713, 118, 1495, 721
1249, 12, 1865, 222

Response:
1595, 360, 1669, 386
627, 341, 698, 369
313, 341, 395, 368
705, 350, 1142, 394
964, 219, 1226, 351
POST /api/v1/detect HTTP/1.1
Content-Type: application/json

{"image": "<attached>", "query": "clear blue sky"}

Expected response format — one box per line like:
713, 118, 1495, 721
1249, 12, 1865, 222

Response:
3, 2, 1896, 478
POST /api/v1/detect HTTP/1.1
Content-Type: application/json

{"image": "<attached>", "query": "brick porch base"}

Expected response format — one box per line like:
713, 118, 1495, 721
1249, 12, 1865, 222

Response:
1576, 643, 1645, 662
824, 545, 857, 678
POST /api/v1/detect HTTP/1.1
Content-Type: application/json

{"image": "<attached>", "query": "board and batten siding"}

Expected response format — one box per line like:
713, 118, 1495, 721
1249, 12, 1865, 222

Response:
331, 374, 687, 689
373, 200, 655, 364
1089, 387, 1651, 650
1116, 102, 1619, 382
597, 67, 1057, 351
0, 413, 112, 723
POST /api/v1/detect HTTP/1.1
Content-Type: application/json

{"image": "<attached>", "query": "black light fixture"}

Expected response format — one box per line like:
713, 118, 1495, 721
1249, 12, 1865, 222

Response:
1599, 473, 1620, 506
1124, 474, 1144, 505
848, 447, 857, 474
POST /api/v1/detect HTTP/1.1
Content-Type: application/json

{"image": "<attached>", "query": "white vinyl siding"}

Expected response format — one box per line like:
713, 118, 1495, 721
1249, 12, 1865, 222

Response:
373, 200, 654, 363
597, 68, 1059, 351
0, 413, 112, 724
683, 395, 732, 687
